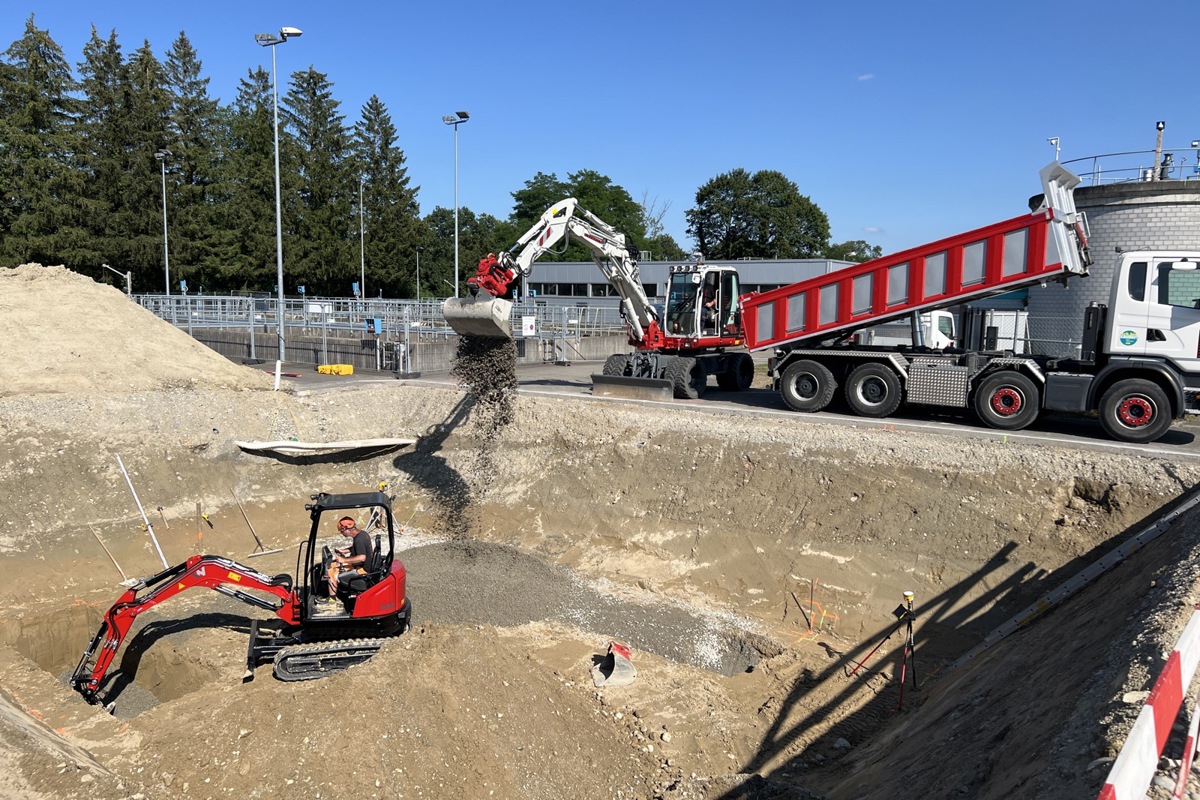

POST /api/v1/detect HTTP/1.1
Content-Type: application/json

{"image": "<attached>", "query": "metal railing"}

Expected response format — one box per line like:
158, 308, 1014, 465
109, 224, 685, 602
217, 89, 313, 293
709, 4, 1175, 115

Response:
1063, 147, 1200, 186
138, 295, 627, 333
137, 294, 629, 372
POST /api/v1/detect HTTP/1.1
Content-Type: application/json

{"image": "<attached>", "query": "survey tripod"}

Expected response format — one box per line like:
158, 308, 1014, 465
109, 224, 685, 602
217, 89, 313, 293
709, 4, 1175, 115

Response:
847, 591, 918, 710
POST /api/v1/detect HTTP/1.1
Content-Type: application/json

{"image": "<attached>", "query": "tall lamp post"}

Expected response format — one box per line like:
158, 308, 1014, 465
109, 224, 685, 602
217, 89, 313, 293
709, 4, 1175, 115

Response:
359, 175, 366, 299
441, 110, 469, 297
154, 148, 172, 294
415, 245, 424, 302
255, 25, 303, 362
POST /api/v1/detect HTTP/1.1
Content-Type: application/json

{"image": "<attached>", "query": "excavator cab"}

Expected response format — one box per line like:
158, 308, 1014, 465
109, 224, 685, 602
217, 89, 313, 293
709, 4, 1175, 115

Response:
664, 264, 742, 339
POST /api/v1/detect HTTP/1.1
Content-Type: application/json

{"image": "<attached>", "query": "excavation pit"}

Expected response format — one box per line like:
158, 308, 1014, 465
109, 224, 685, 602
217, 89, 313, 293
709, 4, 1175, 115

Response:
3, 263, 1199, 800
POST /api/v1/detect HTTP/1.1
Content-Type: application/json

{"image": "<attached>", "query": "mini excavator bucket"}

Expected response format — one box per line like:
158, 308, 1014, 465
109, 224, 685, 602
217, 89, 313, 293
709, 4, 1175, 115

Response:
442, 293, 514, 339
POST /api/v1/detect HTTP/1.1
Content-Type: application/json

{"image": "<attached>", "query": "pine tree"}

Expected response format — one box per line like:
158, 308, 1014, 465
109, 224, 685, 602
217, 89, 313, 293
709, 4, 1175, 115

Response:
283, 66, 351, 296
123, 39, 173, 287
164, 31, 220, 290
0, 15, 89, 267
352, 94, 421, 297
215, 67, 278, 289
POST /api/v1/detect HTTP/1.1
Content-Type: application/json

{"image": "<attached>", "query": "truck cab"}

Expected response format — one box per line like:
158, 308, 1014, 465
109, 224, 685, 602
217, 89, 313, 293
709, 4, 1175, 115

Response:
1107, 253, 1200, 372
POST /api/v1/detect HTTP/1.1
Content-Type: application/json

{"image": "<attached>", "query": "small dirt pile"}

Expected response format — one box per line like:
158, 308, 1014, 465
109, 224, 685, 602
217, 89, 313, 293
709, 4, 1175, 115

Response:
0, 264, 271, 396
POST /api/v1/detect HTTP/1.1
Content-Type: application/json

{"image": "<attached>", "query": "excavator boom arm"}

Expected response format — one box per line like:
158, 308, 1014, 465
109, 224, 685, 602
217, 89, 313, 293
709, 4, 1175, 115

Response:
71, 554, 298, 701
445, 198, 659, 341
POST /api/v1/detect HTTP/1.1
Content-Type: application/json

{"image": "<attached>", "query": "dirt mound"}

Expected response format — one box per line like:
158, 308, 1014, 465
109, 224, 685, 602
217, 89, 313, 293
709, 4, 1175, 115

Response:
0, 264, 271, 396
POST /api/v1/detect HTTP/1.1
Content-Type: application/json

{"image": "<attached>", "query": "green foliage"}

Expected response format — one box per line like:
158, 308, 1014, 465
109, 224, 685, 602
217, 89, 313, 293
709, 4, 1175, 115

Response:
164, 31, 222, 290
353, 94, 421, 298
0, 15, 86, 266
826, 239, 883, 262
423, 206, 511, 296
638, 193, 687, 261
509, 169, 646, 263
0, 21, 856, 295
283, 67, 352, 296
215, 67, 278, 290
686, 168, 830, 260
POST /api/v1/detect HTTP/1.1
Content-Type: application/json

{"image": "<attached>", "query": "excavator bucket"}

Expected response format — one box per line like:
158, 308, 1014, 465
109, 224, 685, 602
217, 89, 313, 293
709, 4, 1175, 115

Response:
442, 293, 514, 339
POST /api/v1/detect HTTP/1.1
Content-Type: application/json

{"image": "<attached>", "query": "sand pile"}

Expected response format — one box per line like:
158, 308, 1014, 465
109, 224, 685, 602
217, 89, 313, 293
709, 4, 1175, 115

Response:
0, 264, 271, 396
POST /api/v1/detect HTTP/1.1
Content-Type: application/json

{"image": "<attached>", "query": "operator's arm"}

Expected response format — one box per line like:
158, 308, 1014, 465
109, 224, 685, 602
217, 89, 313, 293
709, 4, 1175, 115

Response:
337, 532, 371, 567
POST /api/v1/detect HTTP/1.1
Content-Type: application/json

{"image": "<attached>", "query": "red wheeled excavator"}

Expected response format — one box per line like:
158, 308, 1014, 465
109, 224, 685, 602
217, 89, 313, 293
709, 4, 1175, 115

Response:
71, 490, 411, 704
442, 198, 756, 400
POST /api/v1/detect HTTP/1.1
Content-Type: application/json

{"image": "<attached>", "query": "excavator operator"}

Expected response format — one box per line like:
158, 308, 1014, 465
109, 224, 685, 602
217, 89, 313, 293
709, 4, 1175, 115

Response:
326, 517, 373, 597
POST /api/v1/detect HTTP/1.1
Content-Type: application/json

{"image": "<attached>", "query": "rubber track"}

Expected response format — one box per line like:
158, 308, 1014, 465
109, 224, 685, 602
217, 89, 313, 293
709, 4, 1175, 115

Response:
272, 638, 384, 682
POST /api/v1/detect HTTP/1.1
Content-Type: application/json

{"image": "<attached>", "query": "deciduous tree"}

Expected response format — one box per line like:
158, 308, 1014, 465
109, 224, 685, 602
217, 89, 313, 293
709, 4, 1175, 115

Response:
686, 168, 830, 260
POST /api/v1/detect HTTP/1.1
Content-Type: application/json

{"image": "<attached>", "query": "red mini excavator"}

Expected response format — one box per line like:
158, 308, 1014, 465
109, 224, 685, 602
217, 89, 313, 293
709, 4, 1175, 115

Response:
71, 490, 411, 704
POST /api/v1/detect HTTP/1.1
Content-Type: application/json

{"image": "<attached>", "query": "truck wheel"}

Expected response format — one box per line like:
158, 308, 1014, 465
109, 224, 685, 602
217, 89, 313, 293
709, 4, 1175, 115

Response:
1099, 379, 1172, 443
845, 363, 902, 418
716, 353, 755, 391
780, 359, 837, 412
974, 371, 1040, 431
602, 353, 630, 377
665, 357, 706, 399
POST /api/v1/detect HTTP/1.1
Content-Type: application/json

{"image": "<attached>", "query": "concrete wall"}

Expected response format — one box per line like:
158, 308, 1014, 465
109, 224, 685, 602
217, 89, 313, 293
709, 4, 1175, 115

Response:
192, 328, 631, 375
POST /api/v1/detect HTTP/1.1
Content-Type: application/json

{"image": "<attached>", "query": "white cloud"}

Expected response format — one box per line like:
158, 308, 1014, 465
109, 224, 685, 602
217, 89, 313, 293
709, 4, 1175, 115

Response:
857, 73, 875, 82
864, 226, 882, 234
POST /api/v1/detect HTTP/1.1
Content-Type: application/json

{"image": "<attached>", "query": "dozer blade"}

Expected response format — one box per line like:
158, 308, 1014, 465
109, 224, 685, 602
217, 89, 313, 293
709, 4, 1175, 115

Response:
442, 293, 514, 339
591, 374, 674, 402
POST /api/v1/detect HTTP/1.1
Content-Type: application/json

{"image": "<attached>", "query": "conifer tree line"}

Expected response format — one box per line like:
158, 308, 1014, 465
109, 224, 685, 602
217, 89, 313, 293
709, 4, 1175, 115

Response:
0, 17, 698, 298
1, 16, 874, 297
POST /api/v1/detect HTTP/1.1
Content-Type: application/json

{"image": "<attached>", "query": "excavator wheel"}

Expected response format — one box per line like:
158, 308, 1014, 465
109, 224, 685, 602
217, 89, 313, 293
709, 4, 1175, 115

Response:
716, 353, 755, 392
665, 357, 705, 399
601, 353, 630, 377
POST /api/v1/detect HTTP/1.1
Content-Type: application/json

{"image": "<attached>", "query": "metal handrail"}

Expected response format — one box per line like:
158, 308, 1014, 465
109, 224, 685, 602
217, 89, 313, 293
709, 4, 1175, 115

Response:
1062, 147, 1200, 186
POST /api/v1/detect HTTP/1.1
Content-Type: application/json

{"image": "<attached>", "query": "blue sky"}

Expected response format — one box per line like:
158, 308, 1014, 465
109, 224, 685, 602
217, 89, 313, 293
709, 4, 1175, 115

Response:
6, 0, 1199, 257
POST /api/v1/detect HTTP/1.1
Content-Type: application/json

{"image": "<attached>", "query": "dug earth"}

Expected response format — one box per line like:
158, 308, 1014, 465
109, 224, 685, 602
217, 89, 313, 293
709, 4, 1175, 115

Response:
2, 264, 1200, 800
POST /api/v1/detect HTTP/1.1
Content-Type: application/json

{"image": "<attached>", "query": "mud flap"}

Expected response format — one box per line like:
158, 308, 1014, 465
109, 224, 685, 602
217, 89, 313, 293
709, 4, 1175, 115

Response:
591, 640, 637, 687
442, 294, 514, 339
591, 374, 674, 402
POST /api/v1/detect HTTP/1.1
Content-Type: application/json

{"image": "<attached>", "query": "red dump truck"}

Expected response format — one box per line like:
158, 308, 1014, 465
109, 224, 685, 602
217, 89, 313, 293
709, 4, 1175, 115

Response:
741, 162, 1200, 443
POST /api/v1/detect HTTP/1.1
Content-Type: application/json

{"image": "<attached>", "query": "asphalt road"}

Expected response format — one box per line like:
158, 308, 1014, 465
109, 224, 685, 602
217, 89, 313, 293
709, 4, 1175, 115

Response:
281, 359, 1200, 462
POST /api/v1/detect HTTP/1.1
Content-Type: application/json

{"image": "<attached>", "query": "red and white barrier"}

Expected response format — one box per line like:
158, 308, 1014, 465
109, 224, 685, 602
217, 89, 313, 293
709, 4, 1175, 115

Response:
1099, 605, 1200, 800
1171, 694, 1200, 799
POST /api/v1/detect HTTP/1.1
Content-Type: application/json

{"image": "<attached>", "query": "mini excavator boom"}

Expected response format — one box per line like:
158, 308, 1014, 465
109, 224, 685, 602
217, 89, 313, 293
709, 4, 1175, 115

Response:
71, 490, 412, 705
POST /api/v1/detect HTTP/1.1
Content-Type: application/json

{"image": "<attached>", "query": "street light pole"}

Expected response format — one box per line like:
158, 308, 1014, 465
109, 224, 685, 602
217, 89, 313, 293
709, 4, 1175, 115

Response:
154, 149, 171, 294
416, 245, 424, 302
255, 25, 303, 363
359, 175, 366, 299
442, 111, 469, 297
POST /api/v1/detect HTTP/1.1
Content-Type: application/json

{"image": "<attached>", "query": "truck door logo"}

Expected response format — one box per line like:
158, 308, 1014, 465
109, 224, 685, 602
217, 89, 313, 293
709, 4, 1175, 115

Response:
1119, 330, 1138, 346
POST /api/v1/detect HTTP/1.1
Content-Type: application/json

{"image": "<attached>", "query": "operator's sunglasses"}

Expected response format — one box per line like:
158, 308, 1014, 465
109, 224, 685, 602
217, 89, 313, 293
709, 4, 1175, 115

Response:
338, 523, 355, 531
